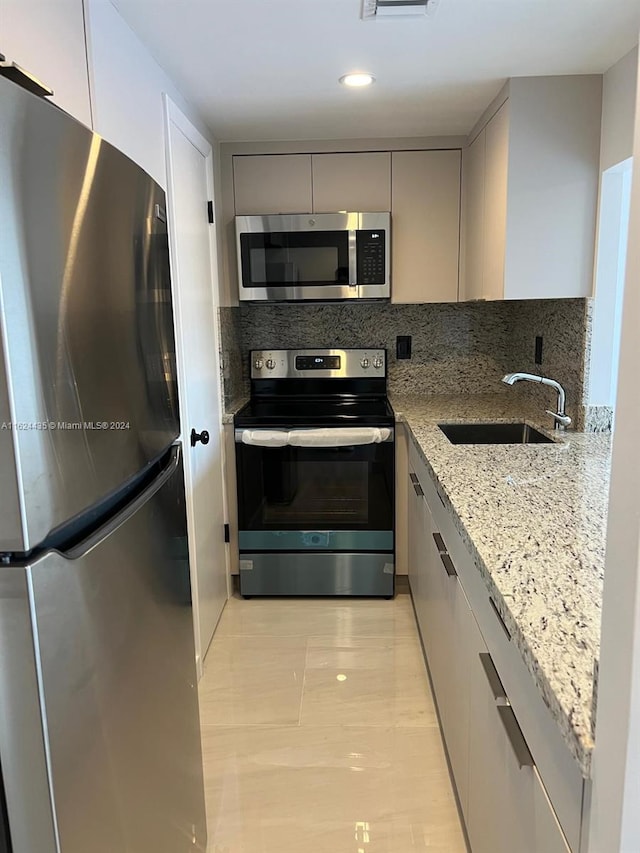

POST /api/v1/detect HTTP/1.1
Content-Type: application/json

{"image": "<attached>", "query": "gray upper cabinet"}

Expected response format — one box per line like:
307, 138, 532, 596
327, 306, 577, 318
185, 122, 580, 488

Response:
1, 0, 91, 127
391, 149, 461, 304
233, 154, 313, 214
233, 151, 391, 215
461, 76, 602, 301
460, 102, 508, 302
460, 129, 485, 301
231, 148, 462, 303
311, 152, 391, 212
482, 101, 510, 301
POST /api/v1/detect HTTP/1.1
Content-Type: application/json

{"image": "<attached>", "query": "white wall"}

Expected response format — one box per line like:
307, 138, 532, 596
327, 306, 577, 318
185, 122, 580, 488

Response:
589, 160, 632, 408
588, 47, 638, 408
589, 45, 640, 853
601, 47, 638, 173
84, 0, 215, 187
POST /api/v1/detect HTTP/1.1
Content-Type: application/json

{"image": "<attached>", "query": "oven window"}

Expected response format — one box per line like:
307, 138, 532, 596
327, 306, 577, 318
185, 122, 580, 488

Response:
240, 231, 350, 287
236, 443, 393, 533
263, 460, 369, 526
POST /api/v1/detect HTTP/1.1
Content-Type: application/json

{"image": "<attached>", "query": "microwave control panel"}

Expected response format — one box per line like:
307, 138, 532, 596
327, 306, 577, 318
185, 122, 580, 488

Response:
356, 230, 386, 285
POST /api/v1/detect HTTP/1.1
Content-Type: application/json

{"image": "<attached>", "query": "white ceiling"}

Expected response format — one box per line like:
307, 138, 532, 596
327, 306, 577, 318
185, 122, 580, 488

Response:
112, 0, 640, 142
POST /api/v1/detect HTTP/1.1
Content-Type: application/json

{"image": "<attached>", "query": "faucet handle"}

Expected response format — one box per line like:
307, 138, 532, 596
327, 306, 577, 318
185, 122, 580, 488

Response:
546, 410, 572, 428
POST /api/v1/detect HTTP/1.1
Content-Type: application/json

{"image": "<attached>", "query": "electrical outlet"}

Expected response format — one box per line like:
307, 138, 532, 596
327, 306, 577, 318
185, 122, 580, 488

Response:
535, 336, 543, 365
397, 335, 412, 359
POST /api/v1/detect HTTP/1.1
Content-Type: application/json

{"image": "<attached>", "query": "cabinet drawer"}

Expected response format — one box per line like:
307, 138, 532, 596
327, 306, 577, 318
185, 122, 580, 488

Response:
407, 434, 585, 851
468, 584, 585, 852
468, 642, 571, 853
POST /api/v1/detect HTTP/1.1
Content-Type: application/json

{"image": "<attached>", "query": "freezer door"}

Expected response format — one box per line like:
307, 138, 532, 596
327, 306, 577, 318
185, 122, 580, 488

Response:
1, 445, 206, 853
0, 76, 179, 551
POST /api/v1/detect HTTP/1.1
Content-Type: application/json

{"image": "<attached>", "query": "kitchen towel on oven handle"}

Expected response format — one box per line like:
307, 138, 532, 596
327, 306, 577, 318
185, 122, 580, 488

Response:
240, 429, 290, 446
238, 428, 392, 446
288, 428, 392, 446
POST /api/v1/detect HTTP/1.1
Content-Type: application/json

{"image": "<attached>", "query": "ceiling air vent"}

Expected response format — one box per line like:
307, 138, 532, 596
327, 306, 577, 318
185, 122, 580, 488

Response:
361, 0, 440, 20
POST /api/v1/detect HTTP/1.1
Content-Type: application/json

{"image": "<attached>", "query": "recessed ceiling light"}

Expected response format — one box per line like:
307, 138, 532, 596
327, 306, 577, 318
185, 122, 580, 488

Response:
339, 73, 375, 88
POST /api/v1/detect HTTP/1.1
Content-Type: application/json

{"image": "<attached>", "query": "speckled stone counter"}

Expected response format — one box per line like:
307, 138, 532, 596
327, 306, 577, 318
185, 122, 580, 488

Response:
221, 395, 249, 424
391, 393, 612, 778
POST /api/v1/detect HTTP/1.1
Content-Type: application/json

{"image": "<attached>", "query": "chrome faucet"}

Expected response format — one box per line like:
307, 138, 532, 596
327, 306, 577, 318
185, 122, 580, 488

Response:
502, 372, 572, 431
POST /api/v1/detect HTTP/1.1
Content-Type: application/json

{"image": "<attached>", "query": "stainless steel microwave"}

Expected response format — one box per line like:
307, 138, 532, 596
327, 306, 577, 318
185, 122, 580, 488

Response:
235, 212, 391, 302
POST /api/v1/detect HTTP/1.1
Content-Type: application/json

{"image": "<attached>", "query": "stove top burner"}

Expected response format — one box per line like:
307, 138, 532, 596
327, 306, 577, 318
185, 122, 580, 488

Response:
235, 395, 394, 428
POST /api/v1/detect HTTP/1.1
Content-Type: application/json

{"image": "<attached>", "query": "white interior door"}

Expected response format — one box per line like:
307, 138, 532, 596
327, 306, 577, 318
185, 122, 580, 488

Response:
163, 96, 227, 675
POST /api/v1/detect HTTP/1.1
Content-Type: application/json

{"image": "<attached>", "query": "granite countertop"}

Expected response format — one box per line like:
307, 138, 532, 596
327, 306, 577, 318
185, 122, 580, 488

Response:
391, 392, 612, 778
221, 395, 249, 424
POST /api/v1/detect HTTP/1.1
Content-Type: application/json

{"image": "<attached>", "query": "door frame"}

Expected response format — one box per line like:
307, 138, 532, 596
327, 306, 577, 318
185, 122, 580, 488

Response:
162, 94, 229, 677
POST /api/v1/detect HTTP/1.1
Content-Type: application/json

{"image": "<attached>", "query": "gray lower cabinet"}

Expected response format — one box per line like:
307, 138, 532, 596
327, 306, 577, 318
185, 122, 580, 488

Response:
467, 635, 570, 852
407, 454, 574, 852
408, 465, 472, 820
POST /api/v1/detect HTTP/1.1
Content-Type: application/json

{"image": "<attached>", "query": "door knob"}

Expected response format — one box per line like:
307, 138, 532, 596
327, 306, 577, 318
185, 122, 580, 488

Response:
190, 428, 210, 447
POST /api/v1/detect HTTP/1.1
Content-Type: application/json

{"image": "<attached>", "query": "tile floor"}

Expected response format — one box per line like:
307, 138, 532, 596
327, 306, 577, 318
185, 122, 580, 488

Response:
199, 592, 466, 853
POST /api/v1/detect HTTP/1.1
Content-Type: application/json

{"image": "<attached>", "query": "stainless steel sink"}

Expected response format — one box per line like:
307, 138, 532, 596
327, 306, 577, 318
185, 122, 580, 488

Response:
438, 422, 555, 445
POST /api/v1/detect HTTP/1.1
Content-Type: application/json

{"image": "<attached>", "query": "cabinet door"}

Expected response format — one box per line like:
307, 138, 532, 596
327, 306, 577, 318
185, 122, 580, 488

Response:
407, 469, 429, 633
467, 631, 509, 852
425, 527, 473, 819
311, 152, 391, 213
391, 150, 461, 303
395, 425, 409, 576
439, 576, 474, 819
467, 644, 570, 853
2, 0, 91, 126
233, 154, 313, 214
483, 102, 509, 301
460, 130, 485, 301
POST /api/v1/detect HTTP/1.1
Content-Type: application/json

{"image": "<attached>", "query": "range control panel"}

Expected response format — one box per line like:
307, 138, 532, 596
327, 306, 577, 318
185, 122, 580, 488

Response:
250, 349, 386, 379
356, 230, 386, 285
295, 355, 341, 371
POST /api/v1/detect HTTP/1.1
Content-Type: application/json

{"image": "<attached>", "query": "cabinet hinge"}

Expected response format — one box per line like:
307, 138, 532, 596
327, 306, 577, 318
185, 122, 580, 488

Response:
207, 200, 214, 224
224, 523, 230, 543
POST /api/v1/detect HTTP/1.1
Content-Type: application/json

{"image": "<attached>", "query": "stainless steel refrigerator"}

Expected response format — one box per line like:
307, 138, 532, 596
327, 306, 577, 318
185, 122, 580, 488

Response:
0, 76, 207, 852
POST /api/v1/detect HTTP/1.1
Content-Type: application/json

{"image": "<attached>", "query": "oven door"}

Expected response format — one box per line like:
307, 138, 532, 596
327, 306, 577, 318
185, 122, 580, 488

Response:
235, 429, 394, 554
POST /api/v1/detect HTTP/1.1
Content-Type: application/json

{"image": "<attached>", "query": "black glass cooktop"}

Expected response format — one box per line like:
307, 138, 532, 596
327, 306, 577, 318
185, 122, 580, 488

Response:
235, 396, 395, 428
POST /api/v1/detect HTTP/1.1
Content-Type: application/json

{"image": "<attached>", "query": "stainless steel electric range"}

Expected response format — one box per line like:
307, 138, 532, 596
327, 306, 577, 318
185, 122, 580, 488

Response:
234, 349, 395, 597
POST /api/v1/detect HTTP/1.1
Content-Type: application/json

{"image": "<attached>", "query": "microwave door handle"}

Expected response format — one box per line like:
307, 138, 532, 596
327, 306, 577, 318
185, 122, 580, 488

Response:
348, 229, 358, 290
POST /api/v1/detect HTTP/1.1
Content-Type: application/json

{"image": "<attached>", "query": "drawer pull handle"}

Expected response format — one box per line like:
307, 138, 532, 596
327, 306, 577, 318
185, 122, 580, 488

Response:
479, 652, 507, 700
437, 491, 446, 508
409, 472, 424, 496
438, 551, 457, 577
432, 531, 446, 553
497, 704, 535, 769
489, 596, 511, 641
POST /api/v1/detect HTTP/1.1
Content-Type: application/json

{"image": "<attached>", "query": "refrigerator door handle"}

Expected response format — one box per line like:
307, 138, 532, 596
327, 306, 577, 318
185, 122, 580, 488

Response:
61, 445, 182, 561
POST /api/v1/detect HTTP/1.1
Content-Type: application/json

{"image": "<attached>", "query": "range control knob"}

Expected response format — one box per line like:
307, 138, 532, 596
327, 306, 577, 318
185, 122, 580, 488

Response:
373, 357, 384, 370
266, 358, 276, 370
360, 358, 370, 369
254, 358, 264, 370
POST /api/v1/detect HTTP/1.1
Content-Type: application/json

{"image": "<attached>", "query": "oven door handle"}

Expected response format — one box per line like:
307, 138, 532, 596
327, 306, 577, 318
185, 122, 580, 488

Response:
234, 429, 290, 446
235, 427, 394, 446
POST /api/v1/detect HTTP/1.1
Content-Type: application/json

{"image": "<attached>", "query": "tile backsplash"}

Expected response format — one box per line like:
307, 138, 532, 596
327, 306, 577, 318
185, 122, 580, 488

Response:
219, 298, 598, 430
